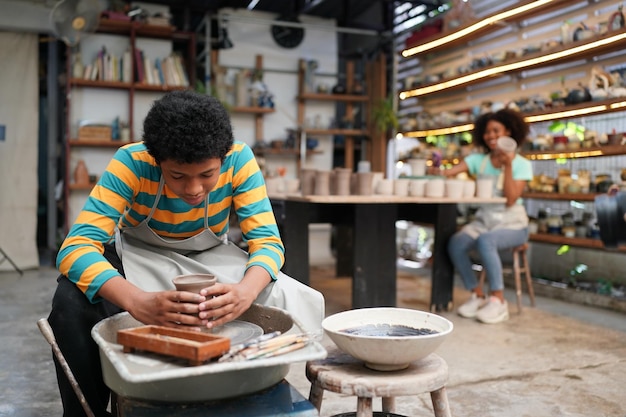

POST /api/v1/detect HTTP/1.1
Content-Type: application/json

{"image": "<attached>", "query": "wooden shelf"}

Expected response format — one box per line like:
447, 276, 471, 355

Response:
69, 183, 95, 191
254, 148, 323, 156
529, 233, 626, 251
69, 78, 132, 89
69, 78, 191, 91
522, 192, 599, 202
303, 128, 368, 136
401, 28, 626, 98
401, 98, 626, 138
231, 106, 276, 114
297, 93, 368, 102
403, 0, 575, 56
69, 140, 129, 147
521, 143, 626, 160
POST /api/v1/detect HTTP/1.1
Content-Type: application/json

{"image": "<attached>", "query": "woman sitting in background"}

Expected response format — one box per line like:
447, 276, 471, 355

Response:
432, 108, 532, 324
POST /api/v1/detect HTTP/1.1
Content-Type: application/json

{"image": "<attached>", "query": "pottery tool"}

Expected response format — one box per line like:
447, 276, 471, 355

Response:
222, 332, 314, 361
218, 331, 282, 362
38, 318, 96, 417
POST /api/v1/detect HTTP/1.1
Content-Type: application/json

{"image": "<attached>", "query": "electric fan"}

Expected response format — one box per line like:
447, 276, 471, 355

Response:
50, 0, 101, 46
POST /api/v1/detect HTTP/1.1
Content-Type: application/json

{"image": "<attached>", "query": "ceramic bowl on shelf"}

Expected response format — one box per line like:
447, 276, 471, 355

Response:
322, 307, 453, 371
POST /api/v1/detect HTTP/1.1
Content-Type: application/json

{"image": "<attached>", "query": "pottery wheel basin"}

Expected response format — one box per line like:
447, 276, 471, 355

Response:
92, 304, 326, 402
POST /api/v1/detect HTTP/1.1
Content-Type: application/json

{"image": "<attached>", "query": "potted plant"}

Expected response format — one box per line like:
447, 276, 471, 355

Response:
371, 94, 399, 136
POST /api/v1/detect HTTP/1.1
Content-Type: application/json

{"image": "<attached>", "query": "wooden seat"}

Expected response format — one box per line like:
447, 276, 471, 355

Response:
477, 243, 535, 313
306, 348, 451, 417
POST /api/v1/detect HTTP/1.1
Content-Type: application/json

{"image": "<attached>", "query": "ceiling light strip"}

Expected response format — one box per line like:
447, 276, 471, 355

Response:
402, 0, 556, 57
400, 32, 626, 99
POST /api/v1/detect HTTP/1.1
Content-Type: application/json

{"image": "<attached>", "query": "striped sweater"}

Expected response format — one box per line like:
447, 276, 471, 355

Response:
57, 141, 284, 303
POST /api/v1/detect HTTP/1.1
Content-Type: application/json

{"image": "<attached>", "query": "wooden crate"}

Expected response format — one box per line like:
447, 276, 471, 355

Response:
117, 326, 231, 366
78, 125, 112, 141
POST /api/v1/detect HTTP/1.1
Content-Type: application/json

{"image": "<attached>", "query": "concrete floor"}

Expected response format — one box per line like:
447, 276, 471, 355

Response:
2, 262, 626, 417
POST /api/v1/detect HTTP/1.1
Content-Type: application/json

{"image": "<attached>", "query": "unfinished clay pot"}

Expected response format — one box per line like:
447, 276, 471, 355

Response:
172, 273, 216, 294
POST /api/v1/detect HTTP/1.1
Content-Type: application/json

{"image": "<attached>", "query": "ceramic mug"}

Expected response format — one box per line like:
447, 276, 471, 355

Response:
463, 180, 476, 198
425, 178, 445, 198
393, 178, 410, 196
376, 179, 394, 195
445, 179, 465, 199
172, 273, 216, 294
476, 177, 494, 198
409, 179, 427, 197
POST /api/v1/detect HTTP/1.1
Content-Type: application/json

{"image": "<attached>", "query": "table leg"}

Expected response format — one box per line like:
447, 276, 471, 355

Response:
430, 386, 452, 417
281, 200, 310, 286
356, 396, 373, 417
353, 204, 397, 308
430, 204, 456, 312
382, 397, 395, 412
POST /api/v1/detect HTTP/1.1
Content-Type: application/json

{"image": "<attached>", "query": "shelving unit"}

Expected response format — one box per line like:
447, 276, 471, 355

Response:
63, 18, 195, 231
296, 59, 369, 170
402, 0, 572, 58
228, 54, 275, 143
396, 0, 626, 255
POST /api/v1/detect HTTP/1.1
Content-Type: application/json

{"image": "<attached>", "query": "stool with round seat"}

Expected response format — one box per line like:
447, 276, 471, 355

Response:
306, 348, 451, 417
477, 243, 535, 313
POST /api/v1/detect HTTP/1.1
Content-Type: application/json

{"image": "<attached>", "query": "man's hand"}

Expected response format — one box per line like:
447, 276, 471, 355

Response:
198, 282, 256, 329
198, 265, 272, 329
98, 276, 208, 329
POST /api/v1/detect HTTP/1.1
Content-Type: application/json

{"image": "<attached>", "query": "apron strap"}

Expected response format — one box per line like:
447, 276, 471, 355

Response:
147, 176, 209, 229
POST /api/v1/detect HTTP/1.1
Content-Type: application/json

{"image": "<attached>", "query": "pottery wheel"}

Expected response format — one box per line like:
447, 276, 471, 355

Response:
208, 320, 264, 345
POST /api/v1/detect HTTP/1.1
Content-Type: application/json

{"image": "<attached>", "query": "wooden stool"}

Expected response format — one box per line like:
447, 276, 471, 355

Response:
306, 349, 451, 417
478, 243, 535, 313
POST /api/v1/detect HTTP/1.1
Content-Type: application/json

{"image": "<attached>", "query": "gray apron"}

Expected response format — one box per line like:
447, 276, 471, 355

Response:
463, 155, 528, 238
114, 177, 324, 333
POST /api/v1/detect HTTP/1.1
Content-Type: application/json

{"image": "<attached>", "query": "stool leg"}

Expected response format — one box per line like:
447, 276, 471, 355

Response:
356, 397, 373, 417
308, 380, 324, 411
522, 251, 536, 307
382, 397, 395, 413
430, 387, 452, 417
513, 251, 523, 313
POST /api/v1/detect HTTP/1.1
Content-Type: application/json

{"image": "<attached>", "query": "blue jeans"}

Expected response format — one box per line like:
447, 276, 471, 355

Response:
448, 228, 529, 292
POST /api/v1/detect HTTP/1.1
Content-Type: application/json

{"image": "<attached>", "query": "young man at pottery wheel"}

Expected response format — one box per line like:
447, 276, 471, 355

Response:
48, 90, 324, 417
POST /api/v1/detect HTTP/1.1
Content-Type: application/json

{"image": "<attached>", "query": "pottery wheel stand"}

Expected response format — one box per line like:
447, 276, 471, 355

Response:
114, 381, 318, 417
38, 318, 317, 417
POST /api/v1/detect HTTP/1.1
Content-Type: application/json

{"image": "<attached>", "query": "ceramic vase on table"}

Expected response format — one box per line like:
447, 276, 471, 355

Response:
74, 159, 90, 185
333, 168, 352, 195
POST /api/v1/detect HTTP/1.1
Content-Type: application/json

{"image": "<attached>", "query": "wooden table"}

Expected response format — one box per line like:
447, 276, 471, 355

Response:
270, 194, 505, 312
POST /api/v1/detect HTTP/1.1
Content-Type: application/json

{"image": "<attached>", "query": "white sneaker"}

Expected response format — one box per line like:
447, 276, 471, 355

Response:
457, 293, 487, 318
476, 296, 510, 324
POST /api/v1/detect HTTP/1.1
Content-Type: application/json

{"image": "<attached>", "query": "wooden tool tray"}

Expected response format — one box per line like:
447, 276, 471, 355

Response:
117, 326, 230, 366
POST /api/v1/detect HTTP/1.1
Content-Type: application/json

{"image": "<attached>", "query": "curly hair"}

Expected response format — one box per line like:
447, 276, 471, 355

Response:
472, 108, 529, 153
143, 90, 234, 164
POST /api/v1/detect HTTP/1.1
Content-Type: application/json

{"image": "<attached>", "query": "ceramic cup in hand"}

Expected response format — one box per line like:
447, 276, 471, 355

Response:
172, 273, 216, 294
496, 136, 517, 154
172, 273, 216, 319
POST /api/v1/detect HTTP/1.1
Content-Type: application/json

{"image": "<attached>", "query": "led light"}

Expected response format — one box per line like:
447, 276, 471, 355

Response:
402, 0, 556, 57
400, 32, 626, 99
525, 150, 604, 160
524, 105, 608, 123
403, 123, 474, 138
